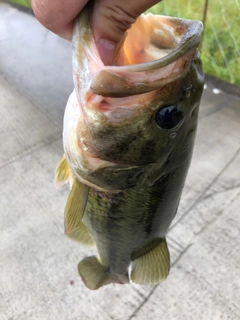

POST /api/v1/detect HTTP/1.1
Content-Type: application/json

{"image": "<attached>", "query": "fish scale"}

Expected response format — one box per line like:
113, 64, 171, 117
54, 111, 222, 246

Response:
55, 6, 204, 290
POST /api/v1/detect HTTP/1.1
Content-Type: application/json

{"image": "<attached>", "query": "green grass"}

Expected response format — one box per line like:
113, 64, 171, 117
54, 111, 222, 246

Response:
9, 0, 240, 86
148, 0, 240, 86
9, 0, 31, 8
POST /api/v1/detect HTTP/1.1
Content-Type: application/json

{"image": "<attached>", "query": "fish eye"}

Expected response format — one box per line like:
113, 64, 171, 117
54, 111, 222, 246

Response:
155, 105, 183, 130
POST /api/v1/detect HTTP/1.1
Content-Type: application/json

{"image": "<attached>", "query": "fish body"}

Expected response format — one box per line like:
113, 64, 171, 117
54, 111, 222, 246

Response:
56, 7, 204, 290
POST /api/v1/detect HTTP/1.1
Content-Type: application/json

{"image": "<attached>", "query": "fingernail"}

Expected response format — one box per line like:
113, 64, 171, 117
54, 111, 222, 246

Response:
96, 39, 116, 66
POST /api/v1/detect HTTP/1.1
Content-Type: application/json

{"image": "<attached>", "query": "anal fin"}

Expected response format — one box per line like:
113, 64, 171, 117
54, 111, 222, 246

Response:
64, 178, 94, 246
130, 238, 170, 285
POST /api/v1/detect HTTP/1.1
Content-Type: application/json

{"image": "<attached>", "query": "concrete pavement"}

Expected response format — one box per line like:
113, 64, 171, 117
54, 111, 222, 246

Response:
0, 3, 240, 319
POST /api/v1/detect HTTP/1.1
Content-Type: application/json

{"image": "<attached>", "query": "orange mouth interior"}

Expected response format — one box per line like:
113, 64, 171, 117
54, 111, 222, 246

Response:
116, 14, 179, 66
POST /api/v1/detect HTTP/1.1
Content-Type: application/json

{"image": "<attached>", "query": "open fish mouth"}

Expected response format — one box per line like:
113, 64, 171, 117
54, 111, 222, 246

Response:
72, 9, 203, 97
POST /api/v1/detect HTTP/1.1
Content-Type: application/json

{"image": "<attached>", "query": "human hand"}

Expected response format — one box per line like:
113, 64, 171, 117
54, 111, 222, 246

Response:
32, 0, 161, 65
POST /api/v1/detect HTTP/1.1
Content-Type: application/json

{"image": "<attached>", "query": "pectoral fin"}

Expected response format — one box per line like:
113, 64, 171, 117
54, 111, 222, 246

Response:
130, 238, 170, 285
64, 178, 94, 246
54, 155, 70, 187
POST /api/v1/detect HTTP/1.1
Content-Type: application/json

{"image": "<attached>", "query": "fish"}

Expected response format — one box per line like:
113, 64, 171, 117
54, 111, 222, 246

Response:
55, 6, 204, 290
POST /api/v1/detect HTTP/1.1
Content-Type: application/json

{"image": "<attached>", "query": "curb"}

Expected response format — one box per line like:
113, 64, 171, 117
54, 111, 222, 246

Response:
205, 75, 240, 97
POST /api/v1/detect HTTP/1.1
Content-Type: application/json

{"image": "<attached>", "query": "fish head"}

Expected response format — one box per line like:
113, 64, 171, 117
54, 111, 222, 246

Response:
63, 10, 204, 191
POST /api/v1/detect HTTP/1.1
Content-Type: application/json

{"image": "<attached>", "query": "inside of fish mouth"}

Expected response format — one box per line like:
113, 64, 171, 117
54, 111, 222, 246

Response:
100, 99, 108, 107
115, 18, 177, 66
109, 15, 199, 68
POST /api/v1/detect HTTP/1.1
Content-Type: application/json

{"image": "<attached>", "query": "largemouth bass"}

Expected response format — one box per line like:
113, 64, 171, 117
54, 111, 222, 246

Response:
55, 7, 204, 290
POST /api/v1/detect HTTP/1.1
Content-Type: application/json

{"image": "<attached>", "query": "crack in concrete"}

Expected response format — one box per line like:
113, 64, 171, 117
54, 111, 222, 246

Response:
127, 244, 193, 320
170, 147, 240, 231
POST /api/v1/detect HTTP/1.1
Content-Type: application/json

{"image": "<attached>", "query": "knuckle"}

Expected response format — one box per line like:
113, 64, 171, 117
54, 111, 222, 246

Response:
107, 5, 137, 33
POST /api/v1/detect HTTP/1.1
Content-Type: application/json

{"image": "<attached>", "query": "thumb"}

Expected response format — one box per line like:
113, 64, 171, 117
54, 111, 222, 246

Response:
91, 0, 161, 65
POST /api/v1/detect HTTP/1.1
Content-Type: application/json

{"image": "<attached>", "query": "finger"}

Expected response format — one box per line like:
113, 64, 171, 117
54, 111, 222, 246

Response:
32, 0, 88, 40
92, 0, 161, 44
91, 0, 161, 64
